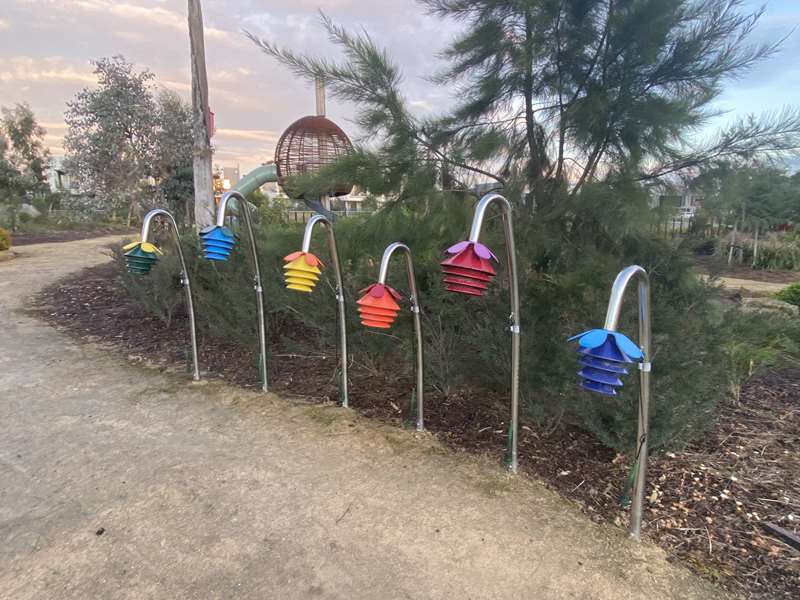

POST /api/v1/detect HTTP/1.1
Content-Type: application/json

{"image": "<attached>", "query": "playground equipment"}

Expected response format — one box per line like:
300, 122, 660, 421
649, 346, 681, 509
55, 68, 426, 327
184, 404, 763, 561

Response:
285, 215, 349, 407
441, 193, 521, 472
568, 265, 651, 540
123, 208, 200, 381
359, 243, 424, 431
202, 190, 269, 392
274, 78, 354, 212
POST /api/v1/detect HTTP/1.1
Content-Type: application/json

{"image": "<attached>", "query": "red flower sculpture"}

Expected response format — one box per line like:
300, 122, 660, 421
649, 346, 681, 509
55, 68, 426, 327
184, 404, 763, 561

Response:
357, 283, 402, 328
440, 240, 498, 296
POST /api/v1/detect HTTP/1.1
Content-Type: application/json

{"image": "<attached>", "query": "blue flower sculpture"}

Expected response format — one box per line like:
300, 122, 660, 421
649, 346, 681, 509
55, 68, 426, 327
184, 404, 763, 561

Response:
199, 225, 235, 261
568, 328, 643, 396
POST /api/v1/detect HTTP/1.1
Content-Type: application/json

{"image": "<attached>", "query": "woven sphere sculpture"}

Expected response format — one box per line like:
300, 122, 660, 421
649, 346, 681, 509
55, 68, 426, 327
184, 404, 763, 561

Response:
274, 115, 354, 199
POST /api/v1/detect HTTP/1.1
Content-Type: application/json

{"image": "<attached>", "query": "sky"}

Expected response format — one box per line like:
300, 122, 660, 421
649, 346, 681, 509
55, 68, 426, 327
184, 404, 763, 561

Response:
1, 0, 798, 176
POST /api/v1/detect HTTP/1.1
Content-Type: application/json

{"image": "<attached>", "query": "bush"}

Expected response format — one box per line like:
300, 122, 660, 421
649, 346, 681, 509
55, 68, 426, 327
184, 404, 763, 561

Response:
775, 282, 800, 307
744, 237, 800, 270
111, 242, 185, 327
720, 310, 799, 402
0, 228, 10, 251
116, 201, 799, 453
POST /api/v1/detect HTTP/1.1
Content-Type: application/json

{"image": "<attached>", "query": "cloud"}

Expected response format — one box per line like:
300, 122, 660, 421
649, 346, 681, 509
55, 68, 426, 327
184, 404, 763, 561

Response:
69, 0, 230, 41
0, 57, 95, 84
215, 128, 280, 142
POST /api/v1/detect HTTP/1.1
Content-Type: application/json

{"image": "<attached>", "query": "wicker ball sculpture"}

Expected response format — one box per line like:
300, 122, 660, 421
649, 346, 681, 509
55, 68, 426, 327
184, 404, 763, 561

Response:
274, 79, 354, 199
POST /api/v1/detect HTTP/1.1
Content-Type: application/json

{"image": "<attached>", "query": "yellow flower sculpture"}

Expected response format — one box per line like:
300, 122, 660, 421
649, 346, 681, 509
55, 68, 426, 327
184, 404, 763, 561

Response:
282, 251, 324, 293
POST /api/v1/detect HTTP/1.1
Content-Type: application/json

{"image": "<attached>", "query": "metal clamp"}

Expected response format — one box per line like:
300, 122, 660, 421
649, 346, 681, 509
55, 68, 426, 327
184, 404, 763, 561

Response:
509, 325, 521, 334
638, 361, 652, 372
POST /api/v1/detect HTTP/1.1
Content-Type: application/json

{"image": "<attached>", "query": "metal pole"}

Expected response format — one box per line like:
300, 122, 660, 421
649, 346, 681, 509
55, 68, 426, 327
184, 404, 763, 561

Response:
300, 214, 349, 407
216, 191, 269, 392
378, 242, 424, 431
467, 193, 521, 473
602, 265, 652, 540
140, 208, 200, 381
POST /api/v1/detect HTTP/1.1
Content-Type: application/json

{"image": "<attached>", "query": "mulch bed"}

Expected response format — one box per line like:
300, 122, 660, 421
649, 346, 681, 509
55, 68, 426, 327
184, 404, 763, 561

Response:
32, 263, 799, 599
11, 228, 135, 246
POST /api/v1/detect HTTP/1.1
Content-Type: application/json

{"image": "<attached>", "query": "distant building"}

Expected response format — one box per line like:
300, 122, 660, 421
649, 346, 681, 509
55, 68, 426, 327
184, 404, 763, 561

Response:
654, 190, 703, 218
47, 156, 72, 193
223, 166, 240, 187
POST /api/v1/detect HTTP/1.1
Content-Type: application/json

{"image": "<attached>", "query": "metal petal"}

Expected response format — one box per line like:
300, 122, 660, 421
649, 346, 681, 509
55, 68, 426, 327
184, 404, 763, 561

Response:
283, 251, 303, 262
385, 285, 402, 300
567, 329, 593, 342
445, 240, 470, 254
612, 332, 644, 360
473, 242, 498, 261
576, 329, 608, 349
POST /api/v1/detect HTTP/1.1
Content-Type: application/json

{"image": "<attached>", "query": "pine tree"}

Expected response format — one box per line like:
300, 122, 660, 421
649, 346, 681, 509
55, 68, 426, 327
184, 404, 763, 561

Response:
248, 1, 800, 223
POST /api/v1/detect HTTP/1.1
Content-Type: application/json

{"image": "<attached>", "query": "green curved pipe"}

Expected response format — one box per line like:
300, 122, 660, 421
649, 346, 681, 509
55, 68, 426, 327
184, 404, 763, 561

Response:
234, 164, 278, 197
235, 162, 337, 220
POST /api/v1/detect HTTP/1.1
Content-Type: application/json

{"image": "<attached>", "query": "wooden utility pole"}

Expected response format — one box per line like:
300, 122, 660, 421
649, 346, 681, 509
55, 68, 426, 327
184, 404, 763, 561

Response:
188, 0, 215, 229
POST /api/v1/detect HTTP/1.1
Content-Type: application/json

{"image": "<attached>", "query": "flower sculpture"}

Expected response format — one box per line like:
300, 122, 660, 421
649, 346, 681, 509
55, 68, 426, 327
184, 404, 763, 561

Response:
568, 328, 643, 396
440, 240, 498, 296
123, 241, 162, 275
282, 251, 323, 293
199, 225, 235, 261
357, 283, 402, 329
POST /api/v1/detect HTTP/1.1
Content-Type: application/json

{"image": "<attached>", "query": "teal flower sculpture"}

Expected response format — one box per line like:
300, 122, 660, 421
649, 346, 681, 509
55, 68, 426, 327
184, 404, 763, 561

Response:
123, 241, 162, 275
568, 328, 643, 396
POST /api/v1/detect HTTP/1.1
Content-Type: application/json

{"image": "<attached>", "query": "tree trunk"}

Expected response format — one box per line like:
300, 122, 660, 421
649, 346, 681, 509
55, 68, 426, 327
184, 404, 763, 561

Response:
727, 219, 737, 265
126, 197, 135, 228
188, 0, 215, 230
752, 223, 759, 268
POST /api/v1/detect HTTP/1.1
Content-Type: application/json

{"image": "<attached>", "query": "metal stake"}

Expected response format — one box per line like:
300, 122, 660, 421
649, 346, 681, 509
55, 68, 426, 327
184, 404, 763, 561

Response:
602, 265, 652, 541
378, 242, 425, 431
216, 191, 269, 392
466, 193, 521, 473
140, 208, 200, 381
301, 214, 349, 407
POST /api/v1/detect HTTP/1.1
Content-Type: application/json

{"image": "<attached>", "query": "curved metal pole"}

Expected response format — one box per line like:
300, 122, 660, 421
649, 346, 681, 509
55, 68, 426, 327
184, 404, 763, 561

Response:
300, 214, 349, 407
378, 242, 424, 432
216, 191, 268, 392
140, 208, 200, 381
603, 265, 652, 541
467, 193, 521, 473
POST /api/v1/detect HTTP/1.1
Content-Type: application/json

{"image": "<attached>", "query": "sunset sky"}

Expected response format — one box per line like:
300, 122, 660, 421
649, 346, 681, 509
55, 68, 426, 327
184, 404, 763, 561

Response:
1, 0, 798, 175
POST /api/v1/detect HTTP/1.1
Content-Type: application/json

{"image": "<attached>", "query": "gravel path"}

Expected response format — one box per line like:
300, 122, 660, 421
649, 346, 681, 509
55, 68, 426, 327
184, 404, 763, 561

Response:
0, 237, 732, 599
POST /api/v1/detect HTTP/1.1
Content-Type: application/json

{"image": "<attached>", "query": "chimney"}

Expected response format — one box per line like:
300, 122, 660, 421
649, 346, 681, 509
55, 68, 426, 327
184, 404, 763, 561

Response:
315, 76, 326, 117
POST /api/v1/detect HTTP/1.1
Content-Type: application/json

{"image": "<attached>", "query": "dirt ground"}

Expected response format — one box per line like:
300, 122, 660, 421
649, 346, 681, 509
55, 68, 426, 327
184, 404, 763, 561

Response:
34, 260, 800, 599
0, 240, 734, 599
694, 256, 800, 295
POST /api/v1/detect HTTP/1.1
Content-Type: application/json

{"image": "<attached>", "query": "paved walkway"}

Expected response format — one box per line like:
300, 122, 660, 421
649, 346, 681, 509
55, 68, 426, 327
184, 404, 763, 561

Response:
0, 237, 731, 599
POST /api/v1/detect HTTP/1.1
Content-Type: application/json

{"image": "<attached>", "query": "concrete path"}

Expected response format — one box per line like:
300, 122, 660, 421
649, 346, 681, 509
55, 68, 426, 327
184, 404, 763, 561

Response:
0, 237, 731, 599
